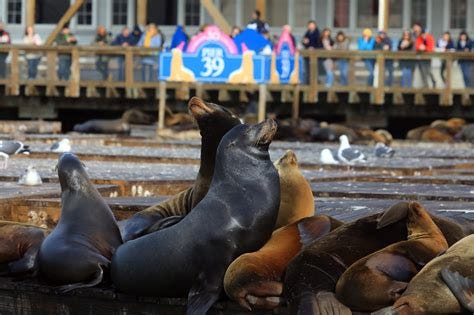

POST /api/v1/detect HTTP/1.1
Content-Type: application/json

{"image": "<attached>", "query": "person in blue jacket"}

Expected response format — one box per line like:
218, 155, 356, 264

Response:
112, 27, 136, 81
358, 28, 376, 86
170, 25, 189, 51
456, 30, 472, 87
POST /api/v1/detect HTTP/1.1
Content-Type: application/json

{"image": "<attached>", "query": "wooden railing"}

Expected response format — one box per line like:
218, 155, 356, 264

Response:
0, 45, 473, 126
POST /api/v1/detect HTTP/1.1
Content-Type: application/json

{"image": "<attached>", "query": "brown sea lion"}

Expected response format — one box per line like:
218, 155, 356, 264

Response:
335, 202, 448, 312
273, 150, 315, 229
0, 221, 48, 276
283, 201, 468, 314
420, 127, 453, 142
406, 125, 429, 140
386, 234, 474, 315
224, 215, 343, 310
118, 97, 242, 241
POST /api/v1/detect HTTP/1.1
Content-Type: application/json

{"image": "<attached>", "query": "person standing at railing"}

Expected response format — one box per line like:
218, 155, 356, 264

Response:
437, 31, 455, 85
333, 31, 350, 86
358, 28, 376, 86
320, 28, 334, 87
0, 22, 11, 79
137, 23, 162, 82
456, 31, 473, 88
397, 30, 415, 87
23, 26, 43, 79
112, 27, 135, 81
301, 20, 322, 84
92, 25, 112, 80
375, 31, 394, 86
54, 24, 77, 80
247, 10, 269, 34
413, 23, 436, 88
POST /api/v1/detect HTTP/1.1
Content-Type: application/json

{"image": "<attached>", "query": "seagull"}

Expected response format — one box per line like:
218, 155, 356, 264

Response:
18, 166, 43, 186
0, 152, 8, 169
320, 148, 339, 165
374, 142, 395, 158
50, 139, 71, 153
338, 135, 367, 165
0, 140, 30, 155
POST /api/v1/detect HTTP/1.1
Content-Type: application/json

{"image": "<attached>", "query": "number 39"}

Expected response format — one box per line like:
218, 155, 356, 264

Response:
200, 56, 225, 77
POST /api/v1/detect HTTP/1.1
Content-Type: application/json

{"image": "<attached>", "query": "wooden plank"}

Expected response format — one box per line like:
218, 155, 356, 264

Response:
0, 120, 61, 134
258, 84, 267, 122
200, 0, 232, 35
441, 54, 453, 106
136, 0, 148, 26
26, 0, 36, 27
378, 0, 390, 31
8, 48, 19, 96
44, 0, 85, 46
309, 55, 318, 102
157, 81, 167, 133
291, 85, 300, 124
374, 52, 385, 104
68, 47, 80, 97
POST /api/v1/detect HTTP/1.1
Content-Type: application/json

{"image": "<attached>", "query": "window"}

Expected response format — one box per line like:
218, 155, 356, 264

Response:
147, 1, 177, 25
7, 0, 22, 24
185, 0, 200, 26
112, 0, 128, 25
36, 0, 69, 24
220, 0, 236, 26
357, 0, 378, 28
294, 0, 311, 28
334, 0, 349, 28
389, 0, 403, 28
411, 0, 427, 27
266, 0, 287, 27
77, 0, 92, 25
450, 0, 467, 28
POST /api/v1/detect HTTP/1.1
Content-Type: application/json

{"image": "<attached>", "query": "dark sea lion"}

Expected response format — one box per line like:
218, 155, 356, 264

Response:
111, 119, 280, 315
0, 221, 48, 276
455, 123, 474, 142
118, 97, 242, 241
273, 150, 315, 229
224, 215, 343, 310
335, 202, 448, 312
283, 201, 468, 314
386, 234, 474, 315
38, 153, 122, 292
73, 119, 130, 134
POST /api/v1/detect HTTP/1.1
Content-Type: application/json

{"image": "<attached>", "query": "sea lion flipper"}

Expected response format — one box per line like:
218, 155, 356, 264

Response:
56, 265, 104, 293
296, 291, 351, 315
441, 267, 474, 312
187, 279, 221, 315
4, 247, 38, 275
146, 215, 185, 234
297, 216, 332, 247
376, 201, 410, 229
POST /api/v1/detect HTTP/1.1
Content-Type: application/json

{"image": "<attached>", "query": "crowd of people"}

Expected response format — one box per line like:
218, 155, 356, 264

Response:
0, 10, 473, 87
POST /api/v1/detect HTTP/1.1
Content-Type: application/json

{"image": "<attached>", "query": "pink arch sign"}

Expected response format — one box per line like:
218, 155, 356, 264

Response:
186, 25, 239, 55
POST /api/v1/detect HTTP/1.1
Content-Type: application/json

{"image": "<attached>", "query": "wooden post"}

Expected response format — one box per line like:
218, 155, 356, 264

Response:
374, 52, 385, 104
378, 0, 390, 30
256, 0, 266, 20
137, 0, 148, 26
124, 49, 134, 97
200, 0, 231, 34
157, 81, 167, 133
45, 0, 85, 46
258, 84, 267, 122
26, 0, 36, 27
68, 47, 80, 97
292, 85, 300, 125
442, 55, 453, 106
9, 48, 20, 96
309, 54, 318, 102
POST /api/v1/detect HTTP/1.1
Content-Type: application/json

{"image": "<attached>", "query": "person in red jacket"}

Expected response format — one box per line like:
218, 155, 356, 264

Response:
413, 22, 436, 87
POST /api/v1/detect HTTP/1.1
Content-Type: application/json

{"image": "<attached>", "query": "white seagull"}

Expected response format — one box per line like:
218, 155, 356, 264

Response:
0, 140, 30, 155
337, 135, 367, 165
374, 142, 395, 158
50, 139, 71, 153
320, 148, 339, 165
18, 166, 43, 186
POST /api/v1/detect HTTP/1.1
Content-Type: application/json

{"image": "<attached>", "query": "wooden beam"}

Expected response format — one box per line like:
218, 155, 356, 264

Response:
256, 0, 266, 20
378, 0, 390, 30
26, 0, 36, 27
258, 84, 267, 122
200, 0, 231, 35
137, 0, 148, 26
45, 0, 85, 46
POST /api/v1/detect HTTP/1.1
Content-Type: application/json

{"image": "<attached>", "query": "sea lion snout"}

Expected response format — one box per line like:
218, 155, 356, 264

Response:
276, 150, 298, 166
188, 97, 214, 117
57, 153, 89, 191
254, 119, 277, 146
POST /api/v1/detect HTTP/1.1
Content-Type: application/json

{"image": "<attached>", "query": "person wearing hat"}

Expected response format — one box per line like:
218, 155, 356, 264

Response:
413, 23, 436, 87
0, 22, 11, 78
358, 28, 376, 86
375, 30, 394, 86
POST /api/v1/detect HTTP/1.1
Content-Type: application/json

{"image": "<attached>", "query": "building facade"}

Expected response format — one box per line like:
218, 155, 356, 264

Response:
1, 0, 474, 44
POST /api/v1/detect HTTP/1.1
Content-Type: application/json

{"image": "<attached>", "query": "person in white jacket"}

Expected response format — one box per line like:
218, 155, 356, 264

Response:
23, 26, 43, 79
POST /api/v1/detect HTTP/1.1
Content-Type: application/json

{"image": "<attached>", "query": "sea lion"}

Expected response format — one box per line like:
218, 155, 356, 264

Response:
111, 119, 280, 315
118, 97, 242, 241
73, 118, 130, 134
335, 202, 448, 312
224, 215, 343, 310
273, 150, 315, 229
38, 153, 122, 292
386, 234, 474, 315
0, 221, 48, 276
283, 201, 468, 314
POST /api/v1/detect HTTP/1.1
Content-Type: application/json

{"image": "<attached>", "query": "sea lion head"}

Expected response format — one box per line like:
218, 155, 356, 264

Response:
188, 97, 241, 135
57, 153, 91, 193
275, 150, 298, 168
